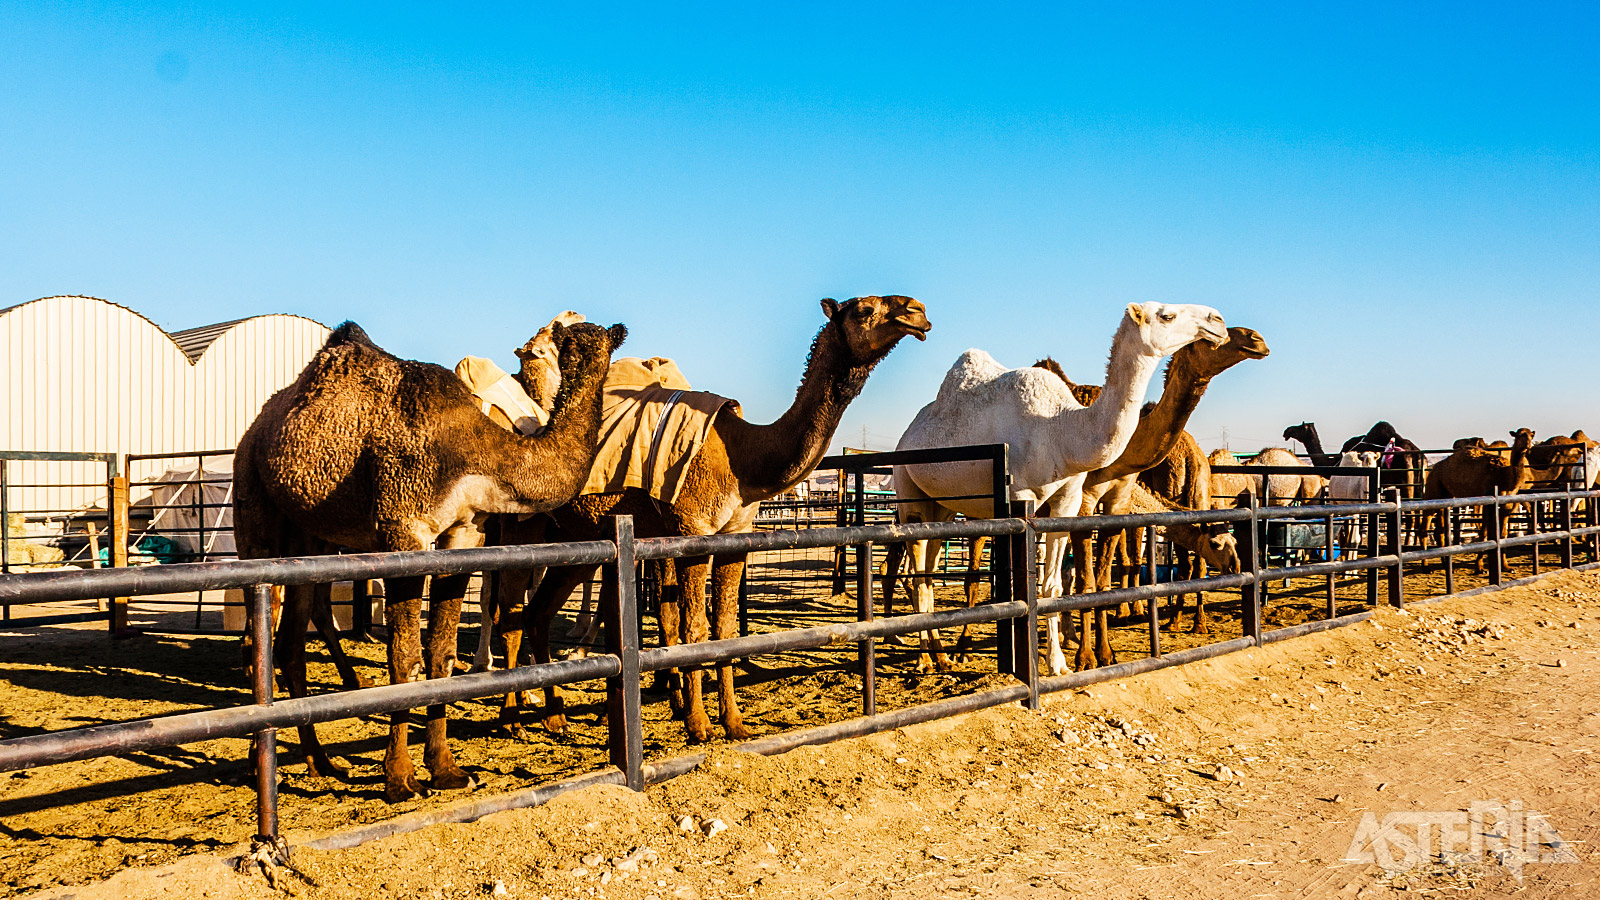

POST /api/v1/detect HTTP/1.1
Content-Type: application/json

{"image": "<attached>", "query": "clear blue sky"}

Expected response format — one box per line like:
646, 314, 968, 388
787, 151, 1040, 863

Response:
4, 2, 1597, 455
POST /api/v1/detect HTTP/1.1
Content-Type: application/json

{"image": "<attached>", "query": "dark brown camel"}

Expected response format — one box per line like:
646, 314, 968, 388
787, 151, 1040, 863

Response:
233, 318, 624, 802
519, 296, 931, 746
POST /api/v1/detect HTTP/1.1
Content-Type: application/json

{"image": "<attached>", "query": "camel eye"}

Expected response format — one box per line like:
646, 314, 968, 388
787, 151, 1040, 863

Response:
1157, 309, 1176, 322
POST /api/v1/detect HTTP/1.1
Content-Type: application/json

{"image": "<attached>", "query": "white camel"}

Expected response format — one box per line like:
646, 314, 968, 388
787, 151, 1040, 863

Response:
892, 301, 1227, 675
1329, 450, 1380, 549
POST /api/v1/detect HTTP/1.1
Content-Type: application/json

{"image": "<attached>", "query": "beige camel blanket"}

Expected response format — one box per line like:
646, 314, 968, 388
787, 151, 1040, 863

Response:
581, 357, 738, 504
455, 356, 548, 435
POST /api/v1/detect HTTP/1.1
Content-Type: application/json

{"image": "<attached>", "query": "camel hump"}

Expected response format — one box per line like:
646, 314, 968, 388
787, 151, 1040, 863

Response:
937, 349, 1010, 398
327, 321, 376, 348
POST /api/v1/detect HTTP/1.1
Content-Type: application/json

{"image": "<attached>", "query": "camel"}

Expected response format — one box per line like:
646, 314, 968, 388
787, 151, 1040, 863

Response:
879, 327, 1268, 669
1119, 480, 1241, 634
1063, 327, 1268, 668
1422, 428, 1534, 568
233, 318, 625, 802
891, 302, 1228, 674
1282, 422, 1338, 467
1206, 448, 1255, 506
1207, 447, 1323, 506
1329, 450, 1380, 548
1247, 447, 1325, 504
518, 295, 931, 745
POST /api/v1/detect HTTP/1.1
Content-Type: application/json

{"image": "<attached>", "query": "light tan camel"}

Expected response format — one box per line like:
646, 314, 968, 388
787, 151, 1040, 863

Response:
233, 318, 624, 802
1422, 428, 1534, 569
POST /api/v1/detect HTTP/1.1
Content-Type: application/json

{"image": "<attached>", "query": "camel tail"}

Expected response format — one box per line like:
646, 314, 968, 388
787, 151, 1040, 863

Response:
327, 321, 376, 348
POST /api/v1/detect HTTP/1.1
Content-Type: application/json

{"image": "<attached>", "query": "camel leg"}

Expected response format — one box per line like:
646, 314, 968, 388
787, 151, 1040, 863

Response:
382, 575, 428, 803
1073, 610, 1097, 671
422, 573, 471, 791
523, 564, 596, 734
953, 535, 990, 662
676, 555, 717, 742
711, 553, 752, 740
311, 582, 367, 689
491, 566, 539, 740
909, 539, 950, 672
881, 540, 907, 618
654, 559, 685, 712
277, 582, 346, 778
470, 570, 501, 673
1038, 531, 1072, 676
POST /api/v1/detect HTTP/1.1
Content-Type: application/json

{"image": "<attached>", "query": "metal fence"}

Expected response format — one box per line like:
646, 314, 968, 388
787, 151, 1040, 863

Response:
2, 474, 1597, 860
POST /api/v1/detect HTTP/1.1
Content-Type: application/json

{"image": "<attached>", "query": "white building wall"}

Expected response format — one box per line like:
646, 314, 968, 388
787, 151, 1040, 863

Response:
0, 296, 329, 517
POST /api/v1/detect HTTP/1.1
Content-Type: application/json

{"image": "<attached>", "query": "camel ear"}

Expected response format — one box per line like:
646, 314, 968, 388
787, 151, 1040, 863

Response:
607, 323, 628, 349
1126, 303, 1148, 326
821, 297, 840, 319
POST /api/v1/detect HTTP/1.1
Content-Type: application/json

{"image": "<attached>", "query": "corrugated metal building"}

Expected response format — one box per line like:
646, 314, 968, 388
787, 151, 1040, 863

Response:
1, 295, 330, 516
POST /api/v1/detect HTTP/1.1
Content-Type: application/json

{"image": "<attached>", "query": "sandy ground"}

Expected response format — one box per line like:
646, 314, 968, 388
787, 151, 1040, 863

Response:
6, 556, 1599, 899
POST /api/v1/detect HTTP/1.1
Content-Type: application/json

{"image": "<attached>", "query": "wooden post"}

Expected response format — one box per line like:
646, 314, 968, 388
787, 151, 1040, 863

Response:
856, 539, 876, 716
108, 475, 130, 635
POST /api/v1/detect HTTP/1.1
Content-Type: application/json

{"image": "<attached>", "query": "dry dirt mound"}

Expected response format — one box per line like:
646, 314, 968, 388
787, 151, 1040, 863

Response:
17, 568, 1600, 899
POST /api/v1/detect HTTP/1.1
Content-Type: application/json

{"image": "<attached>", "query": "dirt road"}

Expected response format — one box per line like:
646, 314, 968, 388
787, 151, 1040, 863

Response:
16, 567, 1598, 899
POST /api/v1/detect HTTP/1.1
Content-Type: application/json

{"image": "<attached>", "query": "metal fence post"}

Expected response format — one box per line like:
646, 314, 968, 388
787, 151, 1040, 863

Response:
1009, 500, 1038, 709
1365, 469, 1380, 606
1443, 505, 1455, 596
1385, 490, 1403, 607
1145, 523, 1161, 657
1489, 488, 1504, 585
248, 583, 279, 842
1324, 513, 1336, 619
1, 458, 9, 619
991, 446, 1013, 672
609, 516, 644, 790
1241, 493, 1262, 643
1562, 491, 1575, 570
856, 537, 876, 717
108, 475, 130, 635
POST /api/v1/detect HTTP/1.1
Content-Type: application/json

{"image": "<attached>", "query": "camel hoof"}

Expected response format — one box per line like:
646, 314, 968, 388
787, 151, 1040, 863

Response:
934, 655, 952, 673
1047, 653, 1069, 677
888, 633, 918, 647
304, 754, 349, 779
429, 767, 474, 791
542, 714, 569, 735
384, 774, 428, 804
685, 713, 715, 744
724, 721, 752, 742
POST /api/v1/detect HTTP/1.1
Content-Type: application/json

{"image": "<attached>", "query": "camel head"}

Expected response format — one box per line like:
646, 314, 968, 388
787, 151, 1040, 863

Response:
515, 310, 587, 409
1197, 525, 1241, 574
1171, 325, 1269, 383
547, 320, 628, 389
1283, 422, 1315, 444
1124, 302, 1227, 357
820, 295, 931, 360
1509, 428, 1536, 451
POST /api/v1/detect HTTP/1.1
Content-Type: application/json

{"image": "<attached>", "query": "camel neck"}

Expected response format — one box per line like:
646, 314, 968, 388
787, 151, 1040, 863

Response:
1055, 317, 1162, 472
1089, 356, 1214, 485
502, 353, 609, 501
1299, 426, 1335, 467
723, 320, 884, 500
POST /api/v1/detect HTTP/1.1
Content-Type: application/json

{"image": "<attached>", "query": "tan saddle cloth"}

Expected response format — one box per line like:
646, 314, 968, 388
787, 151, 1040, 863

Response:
454, 356, 547, 435
581, 357, 738, 504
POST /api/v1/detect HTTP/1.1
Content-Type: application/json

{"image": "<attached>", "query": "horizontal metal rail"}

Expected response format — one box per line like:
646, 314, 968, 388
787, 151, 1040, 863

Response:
0, 653, 620, 772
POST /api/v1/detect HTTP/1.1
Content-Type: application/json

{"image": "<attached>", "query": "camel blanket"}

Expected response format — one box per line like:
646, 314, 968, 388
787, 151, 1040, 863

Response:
580, 357, 738, 504
455, 356, 548, 435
